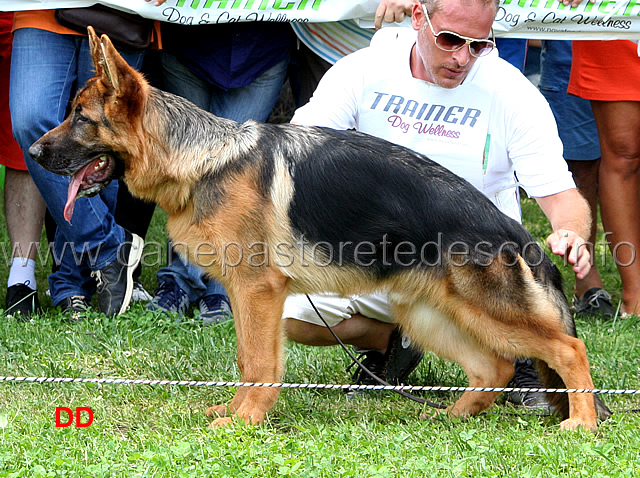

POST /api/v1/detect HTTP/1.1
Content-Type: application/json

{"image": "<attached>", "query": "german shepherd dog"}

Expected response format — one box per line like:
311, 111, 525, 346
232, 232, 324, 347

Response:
30, 28, 610, 431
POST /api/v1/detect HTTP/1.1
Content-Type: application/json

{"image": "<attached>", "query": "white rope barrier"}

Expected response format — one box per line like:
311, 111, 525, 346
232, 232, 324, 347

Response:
0, 375, 639, 395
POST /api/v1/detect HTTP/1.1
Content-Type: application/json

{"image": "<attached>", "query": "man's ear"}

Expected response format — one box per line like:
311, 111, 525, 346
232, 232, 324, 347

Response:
412, 2, 425, 31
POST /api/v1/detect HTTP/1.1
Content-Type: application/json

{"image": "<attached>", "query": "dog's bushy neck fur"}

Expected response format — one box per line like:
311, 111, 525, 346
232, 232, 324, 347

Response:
125, 87, 258, 214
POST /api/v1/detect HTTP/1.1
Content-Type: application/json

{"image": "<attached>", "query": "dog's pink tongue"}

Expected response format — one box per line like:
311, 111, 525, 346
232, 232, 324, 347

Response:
63, 161, 96, 222
64, 176, 82, 222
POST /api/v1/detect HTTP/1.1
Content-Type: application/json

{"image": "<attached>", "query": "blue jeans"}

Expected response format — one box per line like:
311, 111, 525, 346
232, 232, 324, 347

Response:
156, 51, 289, 302
538, 40, 600, 161
9, 28, 145, 304
496, 38, 527, 73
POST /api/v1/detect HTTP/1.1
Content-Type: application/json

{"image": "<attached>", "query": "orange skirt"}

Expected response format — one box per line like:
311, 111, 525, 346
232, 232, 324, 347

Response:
569, 40, 640, 102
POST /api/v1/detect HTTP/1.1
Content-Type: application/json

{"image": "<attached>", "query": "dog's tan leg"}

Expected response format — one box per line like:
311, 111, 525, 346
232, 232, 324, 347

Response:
535, 335, 598, 432
205, 339, 247, 419
208, 273, 288, 428
444, 353, 515, 418
461, 303, 598, 430
393, 302, 514, 419
447, 258, 599, 431
205, 306, 248, 420
453, 311, 598, 430
454, 303, 598, 430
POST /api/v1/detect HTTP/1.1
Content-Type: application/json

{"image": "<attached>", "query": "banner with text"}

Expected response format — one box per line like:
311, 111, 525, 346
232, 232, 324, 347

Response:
2, 0, 640, 39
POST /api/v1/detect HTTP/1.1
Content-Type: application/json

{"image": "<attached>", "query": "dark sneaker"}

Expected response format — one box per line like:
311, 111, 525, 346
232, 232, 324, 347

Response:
92, 231, 144, 317
5, 282, 41, 318
572, 287, 616, 318
57, 296, 91, 321
198, 294, 232, 325
349, 349, 386, 390
505, 358, 551, 410
382, 327, 424, 385
146, 276, 190, 317
131, 281, 153, 303
348, 327, 424, 395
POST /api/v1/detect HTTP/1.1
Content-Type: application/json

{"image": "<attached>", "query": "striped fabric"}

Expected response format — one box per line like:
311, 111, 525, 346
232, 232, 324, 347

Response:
291, 20, 376, 65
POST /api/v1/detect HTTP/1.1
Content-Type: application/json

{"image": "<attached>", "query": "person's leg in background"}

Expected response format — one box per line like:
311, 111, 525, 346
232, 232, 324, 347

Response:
287, 41, 332, 109
283, 293, 424, 392
113, 48, 160, 304
3, 167, 47, 316
11, 28, 145, 317
147, 50, 226, 322
0, 12, 47, 318
537, 40, 613, 317
591, 100, 640, 316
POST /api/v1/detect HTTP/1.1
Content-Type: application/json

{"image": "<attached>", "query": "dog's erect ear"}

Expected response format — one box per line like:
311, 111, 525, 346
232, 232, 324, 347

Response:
87, 26, 137, 95
87, 25, 118, 90
86, 26, 147, 117
87, 26, 103, 77
99, 38, 120, 93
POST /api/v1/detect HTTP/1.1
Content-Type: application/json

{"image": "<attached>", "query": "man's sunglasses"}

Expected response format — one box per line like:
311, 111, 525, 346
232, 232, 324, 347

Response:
423, 4, 495, 58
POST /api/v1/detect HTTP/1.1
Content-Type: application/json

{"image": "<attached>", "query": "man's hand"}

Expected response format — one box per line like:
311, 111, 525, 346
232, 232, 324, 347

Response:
374, 0, 415, 29
546, 229, 591, 279
560, 0, 595, 8
145, 0, 166, 6
536, 188, 592, 279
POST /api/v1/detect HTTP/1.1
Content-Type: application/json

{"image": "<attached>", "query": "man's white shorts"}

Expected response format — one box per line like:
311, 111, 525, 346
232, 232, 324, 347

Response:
282, 292, 393, 327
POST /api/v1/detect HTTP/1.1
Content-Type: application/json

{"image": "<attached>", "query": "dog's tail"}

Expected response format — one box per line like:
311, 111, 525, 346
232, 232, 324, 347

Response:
524, 248, 612, 422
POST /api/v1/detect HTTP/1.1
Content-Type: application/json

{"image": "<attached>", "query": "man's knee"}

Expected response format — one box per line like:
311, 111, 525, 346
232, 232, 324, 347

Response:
283, 317, 326, 345
11, 110, 57, 152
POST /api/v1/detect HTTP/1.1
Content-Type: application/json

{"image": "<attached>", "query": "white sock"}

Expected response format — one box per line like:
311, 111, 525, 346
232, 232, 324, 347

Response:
7, 258, 37, 290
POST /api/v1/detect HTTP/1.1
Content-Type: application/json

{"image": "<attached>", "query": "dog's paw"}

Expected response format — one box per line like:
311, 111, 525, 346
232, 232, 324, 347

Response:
205, 404, 229, 418
559, 417, 597, 432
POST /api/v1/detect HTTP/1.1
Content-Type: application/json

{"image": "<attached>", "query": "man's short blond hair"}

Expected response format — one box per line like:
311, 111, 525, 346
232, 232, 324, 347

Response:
419, 0, 499, 17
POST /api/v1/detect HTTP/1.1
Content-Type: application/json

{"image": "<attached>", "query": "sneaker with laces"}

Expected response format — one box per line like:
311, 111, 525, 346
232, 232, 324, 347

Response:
132, 281, 153, 303
92, 231, 144, 317
505, 358, 551, 410
57, 296, 91, 321
572, 287, 616, 318
347, 327, 424, 396
5, 282, 41, 318
198, 294, 232, 325
147, 276, 190, 317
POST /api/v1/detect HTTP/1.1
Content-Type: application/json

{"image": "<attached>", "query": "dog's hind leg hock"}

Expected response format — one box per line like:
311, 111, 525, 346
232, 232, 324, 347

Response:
207, 272, 288, 428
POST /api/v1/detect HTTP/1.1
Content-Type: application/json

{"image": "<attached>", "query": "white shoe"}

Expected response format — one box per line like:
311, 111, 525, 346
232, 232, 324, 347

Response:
132, 281, 153, 303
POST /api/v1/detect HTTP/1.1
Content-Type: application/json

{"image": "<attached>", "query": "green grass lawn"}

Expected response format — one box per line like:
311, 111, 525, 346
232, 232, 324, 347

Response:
0, 194, 639, 477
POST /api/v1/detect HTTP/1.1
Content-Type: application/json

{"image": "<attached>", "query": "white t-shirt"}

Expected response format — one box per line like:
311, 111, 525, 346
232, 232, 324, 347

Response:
292, 28, 575, 223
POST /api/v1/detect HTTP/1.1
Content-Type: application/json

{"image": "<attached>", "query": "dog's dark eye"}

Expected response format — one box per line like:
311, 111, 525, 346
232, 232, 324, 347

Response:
74, 105, 89, 123
74, 111, 91, 124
